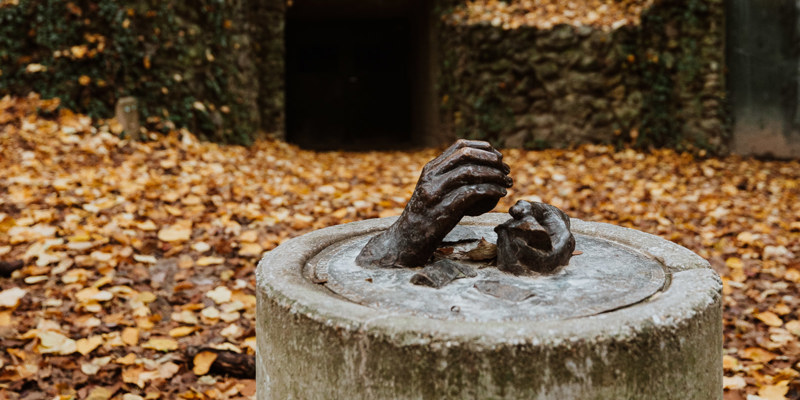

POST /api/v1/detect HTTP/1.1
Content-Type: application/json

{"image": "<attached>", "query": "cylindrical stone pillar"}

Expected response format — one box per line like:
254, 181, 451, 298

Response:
257, 214, 722, 399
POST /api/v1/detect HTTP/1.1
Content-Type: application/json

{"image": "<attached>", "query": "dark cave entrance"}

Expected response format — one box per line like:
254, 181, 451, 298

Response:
285, 0, 434, 150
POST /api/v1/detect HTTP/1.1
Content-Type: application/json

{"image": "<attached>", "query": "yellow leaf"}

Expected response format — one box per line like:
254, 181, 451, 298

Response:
133, 254, 157, 264
755, 311, 784, 327
85, 386, 114, 400
76, 287, 113, 303
725, 257, 743, 269
115, 353, 137, 365
197, 256, 225, 266
136, 220, 157, 231
142, 337, 178, 352
722, 375, 746, 390
121, 327, 139, 346
736, 231, 758, 245
169, 326, 197, 338
784, 268, 800, 283
722, 355, 739, 371
206, 286, 231, 304
37, 331, 77, 355
239, 230, 258, 243
157, 223, 192, 242
70, 45, 88, 59
785, 320, 800, 336
76, 335, 104, 355
0, 287, 27, 308
25, 63, 47, 73
137, 291, 157, 303
739, 347, 777, 363
758, 382, 789, 400
238, 242, 263, 257
0, 310, 12, 327
78, 75, 90, 86
192, 351, 217, 375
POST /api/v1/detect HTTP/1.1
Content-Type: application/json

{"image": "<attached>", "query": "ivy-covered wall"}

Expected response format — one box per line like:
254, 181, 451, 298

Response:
438, 23, 639, 149
0, 0, 285, 144
437, 0, 727, 153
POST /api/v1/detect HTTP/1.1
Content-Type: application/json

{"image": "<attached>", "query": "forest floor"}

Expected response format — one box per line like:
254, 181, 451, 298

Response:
0, 94, 799, 399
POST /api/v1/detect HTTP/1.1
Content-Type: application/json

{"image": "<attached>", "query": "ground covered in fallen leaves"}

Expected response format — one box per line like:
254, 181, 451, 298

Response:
0, 94, 799, 399
447, 0, 654, 30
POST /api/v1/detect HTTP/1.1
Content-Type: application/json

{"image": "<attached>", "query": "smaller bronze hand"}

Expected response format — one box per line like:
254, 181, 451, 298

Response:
494, 200, 575, 275
357, 139, 512, 268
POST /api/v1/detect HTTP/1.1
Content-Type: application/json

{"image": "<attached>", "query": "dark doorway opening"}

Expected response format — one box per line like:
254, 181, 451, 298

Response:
286, 1, 431, 151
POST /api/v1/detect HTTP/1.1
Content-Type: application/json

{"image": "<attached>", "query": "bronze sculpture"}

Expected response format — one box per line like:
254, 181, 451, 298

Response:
495, 200, 575, 275
356, 139, 575, 280
356, 139, 513, 268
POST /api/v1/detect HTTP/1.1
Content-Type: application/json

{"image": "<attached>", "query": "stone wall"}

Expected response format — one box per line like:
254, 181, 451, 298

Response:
437, 0, 727, 152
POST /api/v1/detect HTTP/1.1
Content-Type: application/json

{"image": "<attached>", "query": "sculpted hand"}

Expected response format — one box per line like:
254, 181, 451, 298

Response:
494, 200, 576, 275
357, 139, 512, 268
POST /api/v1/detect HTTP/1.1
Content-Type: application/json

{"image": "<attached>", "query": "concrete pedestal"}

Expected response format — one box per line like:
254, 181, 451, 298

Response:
257, 214, 722, 399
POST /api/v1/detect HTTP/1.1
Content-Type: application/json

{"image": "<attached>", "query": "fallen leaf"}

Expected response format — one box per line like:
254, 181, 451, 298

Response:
755, 311, 784, 327
37, 330, 77, 355
785, 320, 800, 336
197, 256, 225, 266
722, 375, 746, 390
0, 287, 27, 307
238, 243, 263, 257
85, 386, 115, 400
206, 286, 232, 304
757, 382, 789, 400
169, 326, 197, 337
115, 353, 137, 365
157, 223, 192, 242
723, 355, 740, 371
465, 238, 497, 261
739, 347, 778, 363
121, 327, 139, 346
142, 337, 178, 352
76, 335, 104, 355
192, 351, 218, 375
133, 254, 157, 264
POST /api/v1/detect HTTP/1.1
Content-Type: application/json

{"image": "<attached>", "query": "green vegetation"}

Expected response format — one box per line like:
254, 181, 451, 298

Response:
0, 0, 258, 144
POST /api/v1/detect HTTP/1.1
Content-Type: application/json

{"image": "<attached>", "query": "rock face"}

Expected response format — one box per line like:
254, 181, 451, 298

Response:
437, 0, 727, 152
257, 214, 723, 399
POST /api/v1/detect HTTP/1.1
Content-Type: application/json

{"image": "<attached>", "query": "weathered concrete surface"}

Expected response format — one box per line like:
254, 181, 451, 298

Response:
257, 214, 722, 399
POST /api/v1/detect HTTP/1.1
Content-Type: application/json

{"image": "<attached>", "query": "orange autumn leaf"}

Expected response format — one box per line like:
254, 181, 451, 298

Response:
755, 311, 784, 327
192, 351, 217, 375
739, 347, 778, 364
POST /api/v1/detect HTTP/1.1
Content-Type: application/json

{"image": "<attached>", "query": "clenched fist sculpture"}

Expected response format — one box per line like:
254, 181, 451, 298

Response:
494, 200, 576, 275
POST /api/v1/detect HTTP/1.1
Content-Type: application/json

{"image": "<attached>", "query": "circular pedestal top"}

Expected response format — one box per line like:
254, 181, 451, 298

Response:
307, 225, 665, 322
257, 215, 722, 399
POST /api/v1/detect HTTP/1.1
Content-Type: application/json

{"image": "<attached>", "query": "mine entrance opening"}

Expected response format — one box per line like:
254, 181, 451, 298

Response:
286, 1, 430, 151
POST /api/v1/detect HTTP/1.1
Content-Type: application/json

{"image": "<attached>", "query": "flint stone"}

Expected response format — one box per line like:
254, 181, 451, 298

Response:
257, 214, 722, 399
